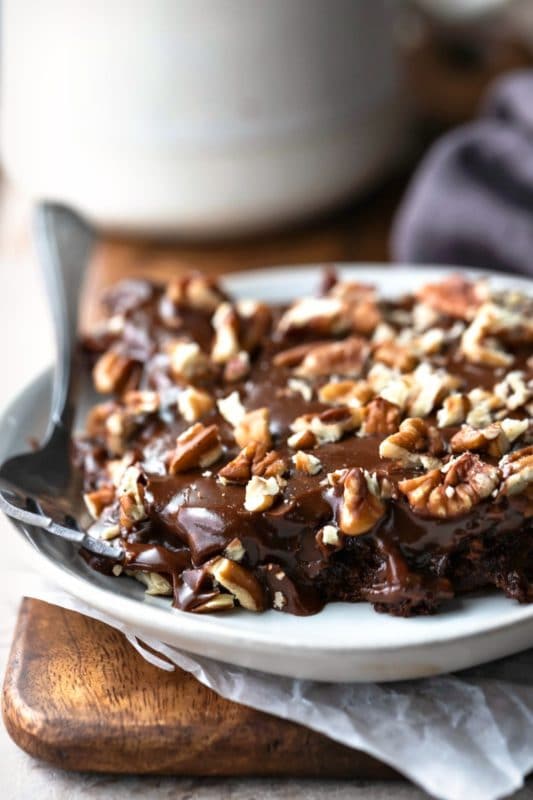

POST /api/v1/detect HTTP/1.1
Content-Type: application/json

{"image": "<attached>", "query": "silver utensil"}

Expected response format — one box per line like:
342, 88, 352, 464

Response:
0, 204, 119, 558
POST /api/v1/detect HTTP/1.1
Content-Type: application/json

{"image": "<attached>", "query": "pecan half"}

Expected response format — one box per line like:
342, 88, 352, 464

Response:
336, 468, 385, 536
168, 423, 222, 473
398, 454, 500, 518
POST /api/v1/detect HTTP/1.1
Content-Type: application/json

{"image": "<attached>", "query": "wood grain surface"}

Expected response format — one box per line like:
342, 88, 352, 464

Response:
3, 599, 398, 777
3, 177, 404, 776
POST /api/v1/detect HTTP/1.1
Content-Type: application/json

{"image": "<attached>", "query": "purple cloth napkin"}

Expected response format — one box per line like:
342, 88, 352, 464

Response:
392, 70, 533, 277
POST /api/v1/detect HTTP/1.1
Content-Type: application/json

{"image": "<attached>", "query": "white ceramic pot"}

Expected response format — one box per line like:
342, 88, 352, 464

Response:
2, 0, 405, 236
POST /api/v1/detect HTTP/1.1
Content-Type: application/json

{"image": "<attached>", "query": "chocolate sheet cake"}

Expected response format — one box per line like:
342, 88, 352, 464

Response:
75, 271, 533, 617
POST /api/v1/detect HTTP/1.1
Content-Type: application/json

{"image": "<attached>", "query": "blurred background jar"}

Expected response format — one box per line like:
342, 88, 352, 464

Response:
1, 0, 405, 237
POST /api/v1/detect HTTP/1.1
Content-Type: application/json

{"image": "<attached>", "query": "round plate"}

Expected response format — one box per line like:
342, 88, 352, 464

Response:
3, 265, 533, 682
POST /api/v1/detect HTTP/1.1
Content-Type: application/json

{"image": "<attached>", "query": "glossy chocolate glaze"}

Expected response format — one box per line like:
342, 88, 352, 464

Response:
77, 274, 533, 616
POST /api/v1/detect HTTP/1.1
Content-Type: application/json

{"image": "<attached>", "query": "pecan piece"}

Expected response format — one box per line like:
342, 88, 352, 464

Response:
236, 300, 272, 352
329, 281, 381, 334
416, 275, 487, 321
398, 454, 501, 518
219, 444, 286, 484
118, 465, 147, 529
166, 339, 211, 381
318, 379, 373, 408
363, 397, 402, 436
244, 475, 281, 512
373, 341, 418, 373
499, 445, 533, 496
83, 486, 115, 520
123, 390, 160, 416
295, 336, 370, 379
273, 341, 330, 368
211, 302, 240, 364
168, 423, 222, 473
165, 273, 226, 312
291, 450, 322, 475
335, 468, 385, 536
450, 419, 528, 458
277, 296, 348, 336
290, 406, 362, 445
206, 557, 266, 611
234, 407, 272, 449
379, 417, 445, 467
437, 394, 470, 428
93, 350, 138, 394
223, 351, 250, 383
177, 386, 214, 423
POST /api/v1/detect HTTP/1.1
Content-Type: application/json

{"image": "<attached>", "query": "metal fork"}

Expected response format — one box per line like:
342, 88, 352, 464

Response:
0, 204, 119, 558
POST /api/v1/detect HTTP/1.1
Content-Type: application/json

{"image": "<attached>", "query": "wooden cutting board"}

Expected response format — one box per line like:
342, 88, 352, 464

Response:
3, 599, 398, 776
3, 178, 403, 776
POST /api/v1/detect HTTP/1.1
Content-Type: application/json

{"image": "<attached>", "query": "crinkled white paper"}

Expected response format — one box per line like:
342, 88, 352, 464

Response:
27, 582, 533, 800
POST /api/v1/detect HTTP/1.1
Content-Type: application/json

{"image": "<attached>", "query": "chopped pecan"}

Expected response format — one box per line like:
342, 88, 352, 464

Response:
363, 397, 402, 436
329, 281, 381, 334
277, 296, 348, 336
168, 423, 222, 473
236, 299, 272, 351
206, 557, 266, 611
234, 407, 272, 449
499, 445, 533, 496
335, 468, 385, 536
295, 336, 370, 379
291, 450, 322, 475
437, 394, 470, 428
290, 406, 362, 445
217, 391, 246, 427
177, 386, 214, 423
86, 401, 117, 437
398, 454, 501, 518
379, 417, 445, 467
105, 408, 137, 456
118, 465, 147, 529
451, 419, 528, 458
165, 273, 226, 312
373, 341, 418, 373
273, 341, 329, 369
123, 390, 160, 416
166, 339, 211, 381
408, 363, 461, 418
244, 475, 281, 512
223, 351, 250, 383
287, 429, 317, 450
316, 523, 343, 554
287, 378, 313, 402
93, 350, 138, 394
224, 538, 246, 562
318, 379, 373, 408
460, 303, 533, 367
211, 302, 240, 364
416, 275, 488, 321
83, 486, 115, 520
219, 443, 287, 484
130, 571, 173, 597
494, 371, 532, 411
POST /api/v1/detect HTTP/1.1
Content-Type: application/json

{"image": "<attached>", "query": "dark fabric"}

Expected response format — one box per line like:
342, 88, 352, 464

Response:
391, 70, 533, 276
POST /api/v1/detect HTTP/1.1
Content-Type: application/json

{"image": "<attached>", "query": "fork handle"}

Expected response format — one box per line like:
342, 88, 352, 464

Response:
33, 204, 95, 433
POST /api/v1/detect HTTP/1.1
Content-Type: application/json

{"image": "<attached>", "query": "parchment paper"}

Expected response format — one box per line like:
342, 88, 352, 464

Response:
23, 577, 533, 800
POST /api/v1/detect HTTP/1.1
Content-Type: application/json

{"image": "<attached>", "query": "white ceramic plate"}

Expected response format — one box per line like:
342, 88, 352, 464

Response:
3, 265, 533, 683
